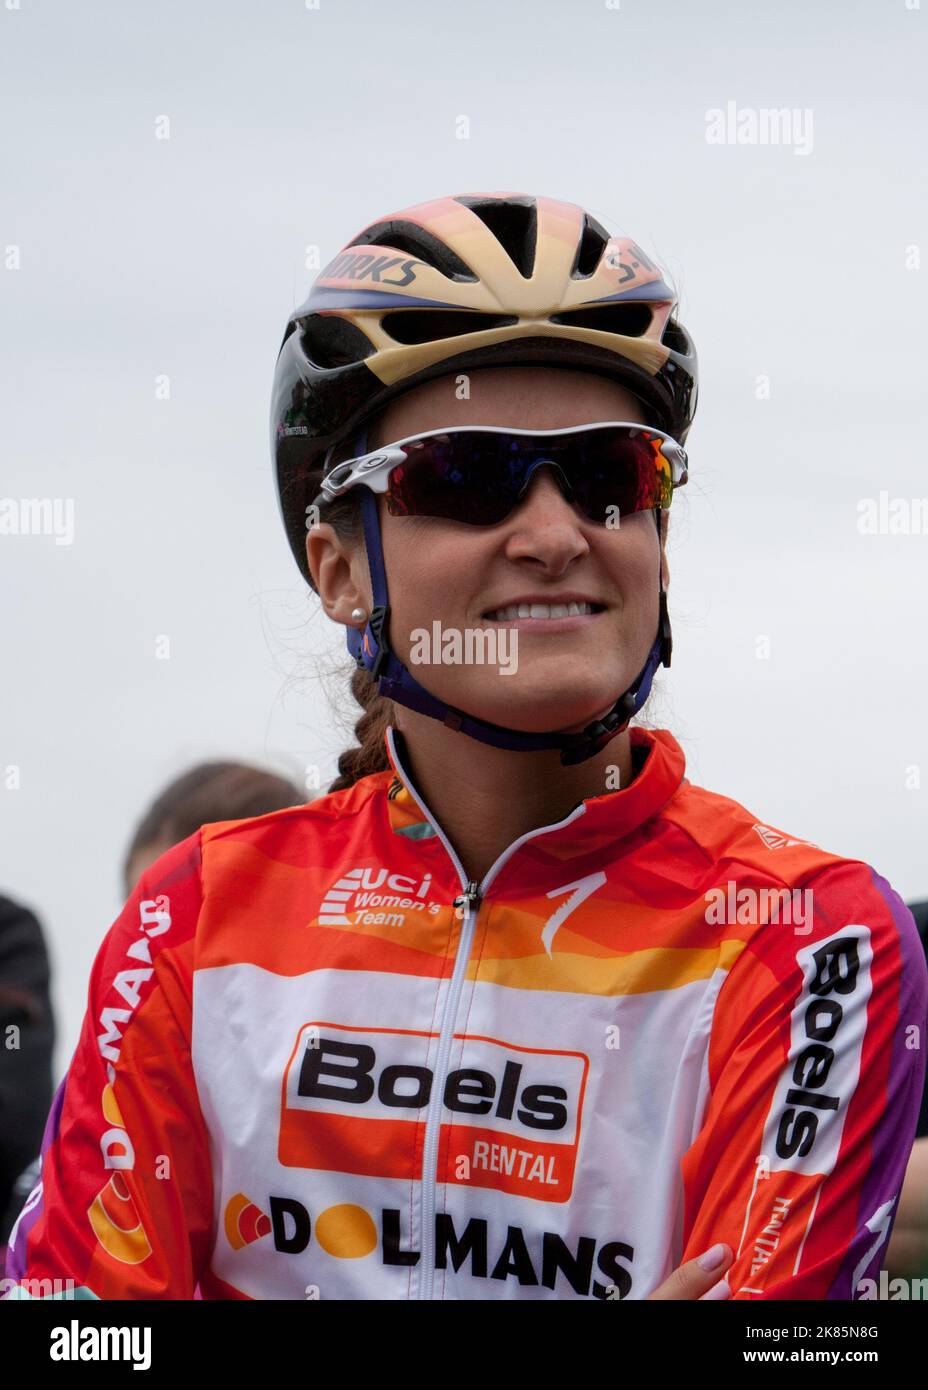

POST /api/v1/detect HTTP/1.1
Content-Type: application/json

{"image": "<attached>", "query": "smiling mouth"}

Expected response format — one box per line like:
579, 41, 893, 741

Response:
483, 601, 605, 622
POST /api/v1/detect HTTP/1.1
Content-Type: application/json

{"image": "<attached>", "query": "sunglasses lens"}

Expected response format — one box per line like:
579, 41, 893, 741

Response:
569, 430, 674, 523
386, 435, 513, 524
384, 427, 675, 524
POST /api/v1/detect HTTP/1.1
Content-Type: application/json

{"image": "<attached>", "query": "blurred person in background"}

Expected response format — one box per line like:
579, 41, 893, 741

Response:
122, 760, 306, 895
0, 895, 54, 1266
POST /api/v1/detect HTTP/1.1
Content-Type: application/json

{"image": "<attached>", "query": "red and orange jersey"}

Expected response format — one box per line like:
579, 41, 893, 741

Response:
4, 726, 926, 1300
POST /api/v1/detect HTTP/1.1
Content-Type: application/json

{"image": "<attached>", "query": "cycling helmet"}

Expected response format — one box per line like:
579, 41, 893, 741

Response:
270, 192, 698, 764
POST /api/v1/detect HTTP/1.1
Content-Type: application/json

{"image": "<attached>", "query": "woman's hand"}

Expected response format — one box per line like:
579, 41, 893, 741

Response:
645, 1243, 733, 1300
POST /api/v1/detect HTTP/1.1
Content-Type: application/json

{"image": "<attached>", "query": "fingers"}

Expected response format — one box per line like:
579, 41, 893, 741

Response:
646, 1242, 734, 1301
699, 1275, 732, 1300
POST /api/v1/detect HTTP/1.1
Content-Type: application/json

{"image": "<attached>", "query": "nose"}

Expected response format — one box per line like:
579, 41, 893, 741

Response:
513, 463, 577, 517
503, 464, 590, 568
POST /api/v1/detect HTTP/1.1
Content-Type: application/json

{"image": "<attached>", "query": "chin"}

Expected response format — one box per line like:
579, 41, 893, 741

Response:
446, 681, 622, 737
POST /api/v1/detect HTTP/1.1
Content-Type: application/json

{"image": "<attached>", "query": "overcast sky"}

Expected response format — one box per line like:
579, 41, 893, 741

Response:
2, 0, 926, 1078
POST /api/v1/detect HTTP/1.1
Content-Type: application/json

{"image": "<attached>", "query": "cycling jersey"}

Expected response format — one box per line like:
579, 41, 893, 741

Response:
4, 725, 926, 1301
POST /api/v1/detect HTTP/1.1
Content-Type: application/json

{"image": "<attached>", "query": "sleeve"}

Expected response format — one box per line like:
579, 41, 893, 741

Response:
678, 861, 928, 1299
0, 895, 55, 1242
911, 905, 928, 1139
1, 832, 215, 1300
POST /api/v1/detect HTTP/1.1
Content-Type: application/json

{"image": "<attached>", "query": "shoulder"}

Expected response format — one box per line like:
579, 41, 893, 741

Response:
89, 831, 206, 1003
703, 847, 928, 1111
666, 761, 888, 897
659, 753, 924, 983
706, 846, 928, 1041
155, 771, 397, 911
196, 769, 394, 858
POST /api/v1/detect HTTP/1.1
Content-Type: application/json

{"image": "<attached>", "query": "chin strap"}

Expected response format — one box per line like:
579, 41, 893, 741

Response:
343, 429, 673, 767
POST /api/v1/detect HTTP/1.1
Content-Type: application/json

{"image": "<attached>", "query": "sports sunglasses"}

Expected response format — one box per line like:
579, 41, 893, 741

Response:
315, 421, 688, 527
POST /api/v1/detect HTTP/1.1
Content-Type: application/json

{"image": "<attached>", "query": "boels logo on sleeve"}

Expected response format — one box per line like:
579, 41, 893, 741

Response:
278, 1024, 589, 1203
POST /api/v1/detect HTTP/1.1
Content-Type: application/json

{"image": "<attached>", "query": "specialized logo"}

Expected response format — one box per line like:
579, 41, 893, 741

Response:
316, 866, 440, 927
319, 249, 421, 287
603, 237, 662, 287
541, 871, 606, 956
278, 1025, 589, 1202
752, 824, 815, 851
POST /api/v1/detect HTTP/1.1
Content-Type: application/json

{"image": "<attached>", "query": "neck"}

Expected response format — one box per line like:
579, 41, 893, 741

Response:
389, 707, 636, 884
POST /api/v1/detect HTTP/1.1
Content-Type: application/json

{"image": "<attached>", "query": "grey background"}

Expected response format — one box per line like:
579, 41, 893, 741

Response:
1, 0, 926, 1080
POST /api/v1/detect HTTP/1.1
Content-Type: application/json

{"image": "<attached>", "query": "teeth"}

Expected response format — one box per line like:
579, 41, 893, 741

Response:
486, 601, 596, 621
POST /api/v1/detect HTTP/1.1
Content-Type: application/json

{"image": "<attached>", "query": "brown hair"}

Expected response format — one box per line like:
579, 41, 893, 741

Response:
308, 429, 396, 795
124, 761, 306, 890
328, 664, 395, 793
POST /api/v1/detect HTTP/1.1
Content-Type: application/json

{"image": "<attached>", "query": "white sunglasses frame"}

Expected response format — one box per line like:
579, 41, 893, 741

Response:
316, 420, 688, 507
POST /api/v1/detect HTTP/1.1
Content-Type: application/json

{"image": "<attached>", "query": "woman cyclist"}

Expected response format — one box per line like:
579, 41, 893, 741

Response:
5, 193, 926, 1301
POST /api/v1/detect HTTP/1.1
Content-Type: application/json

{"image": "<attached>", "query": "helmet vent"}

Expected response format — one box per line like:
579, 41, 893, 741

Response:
549, 303, 653, 337
382, 309, 518, 346
571, 213, 611, 279
455, 196, 537, 278
350, 219, 477, 282
661, 317, 692, 355
299, 313, 375, 368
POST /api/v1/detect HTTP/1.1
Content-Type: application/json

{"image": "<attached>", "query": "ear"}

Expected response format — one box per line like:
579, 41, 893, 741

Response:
306, 521, 372, 625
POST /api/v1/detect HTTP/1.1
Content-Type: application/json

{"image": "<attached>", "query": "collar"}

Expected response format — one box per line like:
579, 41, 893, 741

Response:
381, 723, 687, 858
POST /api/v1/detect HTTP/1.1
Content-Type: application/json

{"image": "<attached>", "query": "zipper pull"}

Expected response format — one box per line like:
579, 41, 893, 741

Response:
452, 879, 482, 919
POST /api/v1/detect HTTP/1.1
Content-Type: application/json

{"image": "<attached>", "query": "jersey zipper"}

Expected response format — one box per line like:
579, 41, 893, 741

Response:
417, 876, 482, 1298
397, 780, 589, 1300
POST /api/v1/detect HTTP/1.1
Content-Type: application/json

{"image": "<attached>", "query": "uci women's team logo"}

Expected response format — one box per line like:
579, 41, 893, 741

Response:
316, 866, 441, 927
278, 1024, 589, 1202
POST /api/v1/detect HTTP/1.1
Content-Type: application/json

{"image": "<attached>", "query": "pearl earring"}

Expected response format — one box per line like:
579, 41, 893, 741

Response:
351, 608, 367, 624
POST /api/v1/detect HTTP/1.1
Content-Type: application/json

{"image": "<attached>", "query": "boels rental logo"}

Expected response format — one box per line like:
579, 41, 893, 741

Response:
278, 1024, 589, 1202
